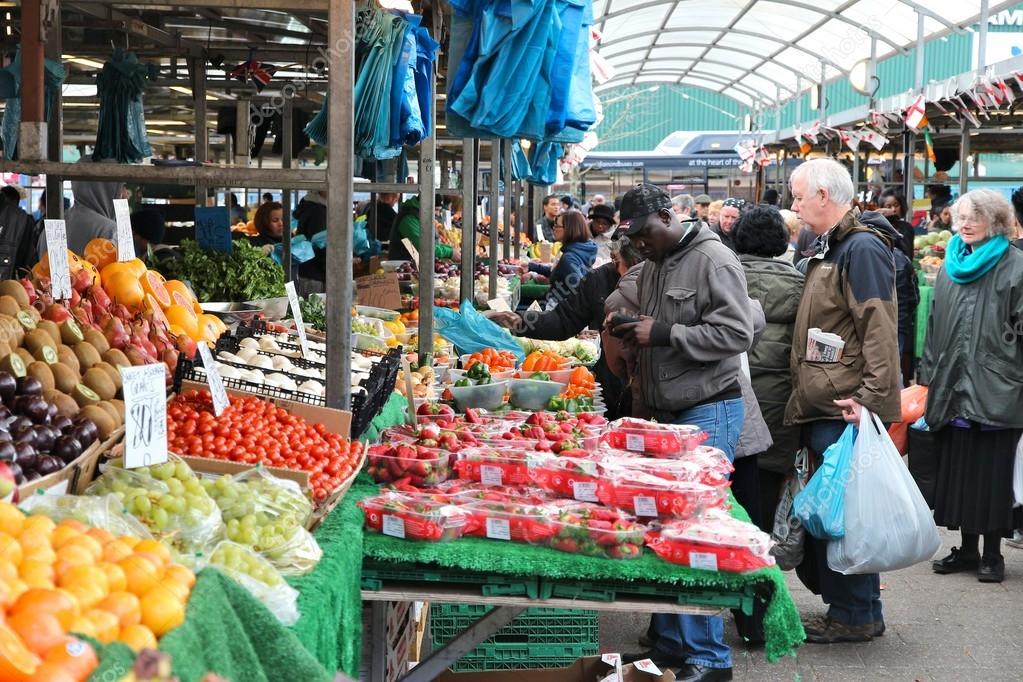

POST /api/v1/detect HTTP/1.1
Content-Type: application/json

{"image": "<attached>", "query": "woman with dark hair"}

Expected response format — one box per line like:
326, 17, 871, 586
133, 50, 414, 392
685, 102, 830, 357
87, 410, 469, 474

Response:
732, 205, 805, 530
878, 189, 914, 260
229, 193, 248, 224
248, 201, 285, 249
525, 209, 597, 310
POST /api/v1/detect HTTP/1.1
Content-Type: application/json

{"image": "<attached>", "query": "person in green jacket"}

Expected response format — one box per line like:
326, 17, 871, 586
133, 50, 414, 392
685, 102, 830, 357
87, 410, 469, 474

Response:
388, 195, 460, 261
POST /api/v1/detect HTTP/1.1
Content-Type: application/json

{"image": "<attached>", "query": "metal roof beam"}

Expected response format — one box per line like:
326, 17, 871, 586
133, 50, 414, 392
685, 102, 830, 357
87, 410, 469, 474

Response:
68, 2, 198, 53
630, 0, 683, 86
677, 0, 758, 86
106, 0, 327, 9
611, 57, 797, 96
598, 70, 769, 105
609, 41, 813, 83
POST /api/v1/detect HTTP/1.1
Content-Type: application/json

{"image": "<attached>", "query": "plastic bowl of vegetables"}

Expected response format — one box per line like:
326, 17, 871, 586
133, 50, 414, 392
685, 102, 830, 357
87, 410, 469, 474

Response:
449, 380, 508, 412
508, 378, 565, 411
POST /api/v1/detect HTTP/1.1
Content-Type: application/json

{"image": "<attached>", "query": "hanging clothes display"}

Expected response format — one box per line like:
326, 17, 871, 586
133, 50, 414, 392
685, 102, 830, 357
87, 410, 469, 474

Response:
0, 50, 67, 161
93, 49, 156, 163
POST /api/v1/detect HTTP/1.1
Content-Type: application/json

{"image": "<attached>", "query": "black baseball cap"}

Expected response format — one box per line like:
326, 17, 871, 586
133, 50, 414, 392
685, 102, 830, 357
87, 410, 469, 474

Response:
588, 204, 615, 223
619, 183, 673, 236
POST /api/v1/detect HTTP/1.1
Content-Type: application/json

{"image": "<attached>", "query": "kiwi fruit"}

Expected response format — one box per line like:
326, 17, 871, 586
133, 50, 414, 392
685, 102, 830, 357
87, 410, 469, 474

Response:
26, 362, 55, 392
14, 348, 34, 368
101, 348, 130, 368
82, 367, 116, 401
15, 309, 36, 331
24, 329, 55, 356
71, 383, 101, 408
57, 345, 80, 373
0, 280, 29, 308
82, 329, 110, 355
0, 296, 20, 319
0, 340, 11, 360
60, 319, 84, 346
0, 314, 24, 349
32, 345, 59, 365
79, 405, 116, 440
110, 399, 124, 416
24, 306, 41, 323
36, 319, 61, 346
96, 401, 123, 428
51, 362, 79, 394
45, 389, 79, 418
73, 342, 101, 370
0, 353, 26, 378
93, 361, 122, 392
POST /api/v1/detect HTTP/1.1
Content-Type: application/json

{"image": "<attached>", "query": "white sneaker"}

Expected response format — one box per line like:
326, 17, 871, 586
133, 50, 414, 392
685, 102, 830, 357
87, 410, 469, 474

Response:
1006, 531, 1023, 549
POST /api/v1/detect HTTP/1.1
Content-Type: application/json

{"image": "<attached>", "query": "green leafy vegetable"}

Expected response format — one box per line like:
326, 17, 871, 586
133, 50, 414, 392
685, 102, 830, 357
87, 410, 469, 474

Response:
151, 240, 286, 302
299, 296, 326, 332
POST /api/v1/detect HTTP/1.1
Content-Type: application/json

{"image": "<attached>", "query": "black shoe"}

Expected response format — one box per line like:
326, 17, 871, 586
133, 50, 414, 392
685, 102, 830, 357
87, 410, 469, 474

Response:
621, 649, 687, 668
637, 633, 655, 648
931, 547, 980, 574
674, 664, 733, 682
872, 618, 886, 637
978, 555, 1005, 583
802, 615, 873, 643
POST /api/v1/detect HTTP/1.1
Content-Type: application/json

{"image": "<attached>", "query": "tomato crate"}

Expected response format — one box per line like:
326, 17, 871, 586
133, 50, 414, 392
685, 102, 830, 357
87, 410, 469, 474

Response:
441, 643, 598, 673
361, 559, 546, 598
540, 577, 757, 614
429, 604, 598, 647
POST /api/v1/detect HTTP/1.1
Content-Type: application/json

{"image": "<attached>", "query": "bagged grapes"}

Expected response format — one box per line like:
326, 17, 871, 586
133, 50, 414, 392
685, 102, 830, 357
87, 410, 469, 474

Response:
21, 492, 154, 539
86, 455, 225, 557
208, 540, 300, 625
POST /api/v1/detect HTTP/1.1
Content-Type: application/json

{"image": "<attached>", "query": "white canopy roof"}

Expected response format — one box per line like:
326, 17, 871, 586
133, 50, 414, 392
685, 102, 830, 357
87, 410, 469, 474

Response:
593, 0, 1014, 106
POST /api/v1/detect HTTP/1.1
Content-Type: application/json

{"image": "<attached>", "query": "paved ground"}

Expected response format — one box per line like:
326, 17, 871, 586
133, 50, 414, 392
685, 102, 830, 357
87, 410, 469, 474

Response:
599, 528, 1023, 681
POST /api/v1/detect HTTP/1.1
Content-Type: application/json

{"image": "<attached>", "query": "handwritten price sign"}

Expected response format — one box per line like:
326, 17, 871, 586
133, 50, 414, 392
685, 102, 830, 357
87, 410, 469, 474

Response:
44, 220, 72, 301
113, 199, 136, 261
120, 364, 169, 468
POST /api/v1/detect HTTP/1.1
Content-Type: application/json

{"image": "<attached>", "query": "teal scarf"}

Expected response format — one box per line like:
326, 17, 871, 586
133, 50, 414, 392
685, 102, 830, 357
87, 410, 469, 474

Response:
944, 234, 1009, 284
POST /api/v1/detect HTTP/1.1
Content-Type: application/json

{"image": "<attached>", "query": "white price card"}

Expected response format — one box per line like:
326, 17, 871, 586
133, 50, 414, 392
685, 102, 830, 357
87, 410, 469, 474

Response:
527, 300, 542, 313
632, 659, 663, 676
382, 514, 406, 538
689, 551, 719, 572
487, 297, 511, 313
284, 281, 311, 358
601, 653, 623, 682
485, 517, 511, 541
625, 433, 645, 452
479, 465, 503, 486
572, 480, 598, 502
633, 495, 658, 518
120, 364, 169, 469
402, 238, 421, 269
44, 220, 72, 301
197, 344, 229, 416
113, 199, 136, 262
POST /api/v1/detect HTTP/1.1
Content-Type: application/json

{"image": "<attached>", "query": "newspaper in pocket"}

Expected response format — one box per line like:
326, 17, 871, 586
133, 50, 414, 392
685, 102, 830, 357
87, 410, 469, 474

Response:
806, 328, 846, 363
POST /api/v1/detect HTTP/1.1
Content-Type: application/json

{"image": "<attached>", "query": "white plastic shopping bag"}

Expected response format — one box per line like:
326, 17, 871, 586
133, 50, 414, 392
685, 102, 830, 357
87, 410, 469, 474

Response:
827, 408, 940, 574
1013, 434, 1023, 507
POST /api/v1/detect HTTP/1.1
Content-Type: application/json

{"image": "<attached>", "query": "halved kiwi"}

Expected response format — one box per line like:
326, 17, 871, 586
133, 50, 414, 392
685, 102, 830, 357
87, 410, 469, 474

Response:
59, 319, 84, 345
15, 309, 36, 331
0, 353, 26, 378
71, 383, 101, 408
14, 348, 33, 368
32, 345, 59, 365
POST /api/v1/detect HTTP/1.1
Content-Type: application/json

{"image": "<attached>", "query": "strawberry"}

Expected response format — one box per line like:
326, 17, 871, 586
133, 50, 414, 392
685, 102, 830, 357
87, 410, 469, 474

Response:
551, 537, 579, 553
420, 425, 441, 441
464, 408, 482, 424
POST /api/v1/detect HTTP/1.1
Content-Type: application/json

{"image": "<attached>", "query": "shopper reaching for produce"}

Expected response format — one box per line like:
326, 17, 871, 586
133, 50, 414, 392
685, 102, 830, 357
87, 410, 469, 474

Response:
248, 201, 286, 252
522, 209, 596, 311
388, 195, 460, 262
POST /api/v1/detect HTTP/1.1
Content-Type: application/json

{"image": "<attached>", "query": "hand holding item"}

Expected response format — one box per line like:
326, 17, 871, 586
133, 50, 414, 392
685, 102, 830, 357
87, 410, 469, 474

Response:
452, 247, 462, 263
489, 311, 522, 330
834, 398, 863, 423
616, 315, 657, 347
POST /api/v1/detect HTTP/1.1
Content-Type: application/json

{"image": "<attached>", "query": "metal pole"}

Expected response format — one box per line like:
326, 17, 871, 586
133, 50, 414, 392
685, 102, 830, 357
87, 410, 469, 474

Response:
417, 5, 437, 364
19, 0, 46, 161
959, 120, 971, 196
194, 58, 208, 208
460, 138, 477, 303
902, 129, 914, 210
325, 0, 355, 410
45, 3, 62, 219
281, 97, 294, 282
978, 0, 990, 71
502, 140, 512, 261
914, 13, 925, 92
489, 140, 500, 300
235, 99, 250, 167
513, 180, 522, 260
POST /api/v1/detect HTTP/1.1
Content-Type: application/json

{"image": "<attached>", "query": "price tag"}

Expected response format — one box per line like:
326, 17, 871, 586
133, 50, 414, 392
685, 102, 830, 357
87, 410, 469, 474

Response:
601, 653, 623, 682
382, 514, 406, 538
402, 238, 421, 269
527, 300, 542, 313
625, 433, 645, 452
487, 297, 511, 313
633, 495, 658, 518
44, 220, 71, 301
443, 209, 452, 230
689, 551, 719, 572
284, 281, 311, 358
479, 465, 503, 486
113, 199, 136, 261
120, 364, 169, 469
572, 480, 598, 502
485, 517, 511, 541
197, 344, 229, 416
632, 659, 663, 676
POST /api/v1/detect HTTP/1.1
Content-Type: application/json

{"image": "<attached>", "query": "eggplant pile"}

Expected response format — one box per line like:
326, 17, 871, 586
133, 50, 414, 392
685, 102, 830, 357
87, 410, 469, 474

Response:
0, 370, 99, 485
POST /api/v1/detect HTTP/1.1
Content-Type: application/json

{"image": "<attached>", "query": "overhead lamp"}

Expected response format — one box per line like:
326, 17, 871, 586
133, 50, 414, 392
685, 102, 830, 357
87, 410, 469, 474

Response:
61, 55, 106, 70
849, 59, 880, 97
169, 86, 219, 101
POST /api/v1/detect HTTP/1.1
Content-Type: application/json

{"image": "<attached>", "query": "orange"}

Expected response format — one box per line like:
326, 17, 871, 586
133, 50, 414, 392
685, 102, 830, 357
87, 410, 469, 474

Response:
28, 661, 76, 682
22, 515, 56, 538
66, 616, 96, 640
0, 532, 23, 566
132, 539, 170, 564
164, 564, 196, 590
0, 559, 19, 582
85, 527, 114, 547
97, 562, 127, 593
5, 579, 28, 603
83, 238, 117, 270
56, 519, 88, 534
0, 621, 40, 682
61, 535, 101, 563
163, 280, 194, 302
97, 591, 141, 629
117, 624, 157, 653
42, 637, 97, 681
19, 560, 56, 589
101, 540, 133, 564
53, 546, 94, 579
105, 271, 145, 309
59, 565, 108, 593
99, 262, 132, 289
10, 589, 79, 630
157, 580, 189, 603
139, 589, 185, 637
117, 536, 140, 550
83, 610, 118, 645
140, 272, 172, 309
63, 583, 105, 611
32, 259, 50, 280
6, 611, 64, 656
0, 501, 25, 535
49, 526, 82, 551
118, 555, 159, 597
124, 258, 147, 278
197, 314, 222, 344
131, 552, 165, 575
164, 304, 198, 340
192, 299, 205, 316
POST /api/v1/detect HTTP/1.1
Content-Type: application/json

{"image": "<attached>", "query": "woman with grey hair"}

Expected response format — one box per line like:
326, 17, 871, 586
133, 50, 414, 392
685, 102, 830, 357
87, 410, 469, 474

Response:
922, 188, 1023, 584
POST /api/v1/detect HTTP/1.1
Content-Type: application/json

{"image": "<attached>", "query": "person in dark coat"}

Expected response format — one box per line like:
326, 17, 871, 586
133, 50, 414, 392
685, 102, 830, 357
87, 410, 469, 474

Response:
293, 191, 327, 240
0, 188, 38, 279
732, 206, 805, 532
525, 210, 597, 310
711, 197, 745, 251
878, 189, 915, 261
248, 201, 284, 249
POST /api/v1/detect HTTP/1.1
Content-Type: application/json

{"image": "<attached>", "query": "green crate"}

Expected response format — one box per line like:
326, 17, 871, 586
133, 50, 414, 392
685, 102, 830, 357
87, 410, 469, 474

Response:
542, 578, 757, 615
361, 559, 542, 598
430, 604, 598, 647
447, 644, 598, 672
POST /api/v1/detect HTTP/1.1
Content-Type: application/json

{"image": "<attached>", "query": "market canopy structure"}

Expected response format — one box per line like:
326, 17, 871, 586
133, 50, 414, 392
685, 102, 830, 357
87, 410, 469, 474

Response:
593, 0, 1017, 106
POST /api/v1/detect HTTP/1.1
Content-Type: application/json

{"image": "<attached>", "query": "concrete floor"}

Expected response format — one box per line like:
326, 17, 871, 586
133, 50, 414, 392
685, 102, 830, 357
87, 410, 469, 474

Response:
598, 529, 1023, 681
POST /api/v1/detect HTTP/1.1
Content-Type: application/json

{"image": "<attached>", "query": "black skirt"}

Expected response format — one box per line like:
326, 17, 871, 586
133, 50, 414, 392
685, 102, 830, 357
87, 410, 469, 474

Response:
933, 425, 1023, 536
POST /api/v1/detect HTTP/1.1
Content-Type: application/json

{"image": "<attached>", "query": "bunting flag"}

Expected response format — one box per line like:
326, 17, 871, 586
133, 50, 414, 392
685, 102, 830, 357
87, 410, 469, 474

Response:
954, 96, 982, 127
859, 128, 887, 151
923, 129, 937, 163
1000, 77, 1015, 105
840, 129, 861, 152
733, 140, 758, 173
904, 95, 928, 129
228, 53, 277, 93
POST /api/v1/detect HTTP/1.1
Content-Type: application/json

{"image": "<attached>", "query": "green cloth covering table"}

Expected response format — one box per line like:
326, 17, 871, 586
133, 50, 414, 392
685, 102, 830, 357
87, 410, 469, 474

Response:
915, 283, 933, 359
360, 391, 410, 443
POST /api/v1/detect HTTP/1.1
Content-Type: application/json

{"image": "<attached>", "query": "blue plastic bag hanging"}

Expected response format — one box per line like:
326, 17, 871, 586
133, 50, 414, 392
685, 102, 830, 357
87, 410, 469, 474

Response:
792, 423, 857, 540
434, 300, 525, 362
511, 140, 532, 181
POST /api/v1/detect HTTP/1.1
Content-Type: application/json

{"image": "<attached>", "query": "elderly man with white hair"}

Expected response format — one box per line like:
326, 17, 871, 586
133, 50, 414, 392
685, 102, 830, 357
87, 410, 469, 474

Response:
671, 194, 695, 219
784, 158, 901, 644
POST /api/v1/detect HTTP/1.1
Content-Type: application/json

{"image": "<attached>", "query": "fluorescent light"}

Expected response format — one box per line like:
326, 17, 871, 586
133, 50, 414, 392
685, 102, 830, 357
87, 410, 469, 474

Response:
63, 102, 100, 108
169, 86, 219, 101
62, 55, 106, 70
144, 120, 188, 126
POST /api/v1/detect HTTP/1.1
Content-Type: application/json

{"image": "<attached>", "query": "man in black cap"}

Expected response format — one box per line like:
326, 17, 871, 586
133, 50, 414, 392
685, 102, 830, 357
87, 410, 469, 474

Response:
610, 183, 755, 682
588, 203, 616, 266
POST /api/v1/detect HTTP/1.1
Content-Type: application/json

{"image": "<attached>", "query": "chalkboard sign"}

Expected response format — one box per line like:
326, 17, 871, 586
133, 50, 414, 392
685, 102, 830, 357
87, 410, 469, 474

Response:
195, 207, 233, 253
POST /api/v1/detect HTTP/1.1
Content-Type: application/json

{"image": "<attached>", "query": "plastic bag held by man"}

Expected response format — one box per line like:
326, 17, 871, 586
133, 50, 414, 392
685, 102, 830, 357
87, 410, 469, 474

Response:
827, 408, 941, 574
792, 423, 856, 540
888, 384, 928, 454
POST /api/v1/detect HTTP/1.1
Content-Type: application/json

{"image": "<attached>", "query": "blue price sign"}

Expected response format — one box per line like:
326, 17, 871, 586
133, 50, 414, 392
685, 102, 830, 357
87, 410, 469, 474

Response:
194, 207, 233, 253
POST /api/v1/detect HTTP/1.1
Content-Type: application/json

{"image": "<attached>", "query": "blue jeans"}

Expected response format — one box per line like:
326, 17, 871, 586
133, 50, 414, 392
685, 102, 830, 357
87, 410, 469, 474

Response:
806, 420, 883, 626
650, 398, 744, 669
